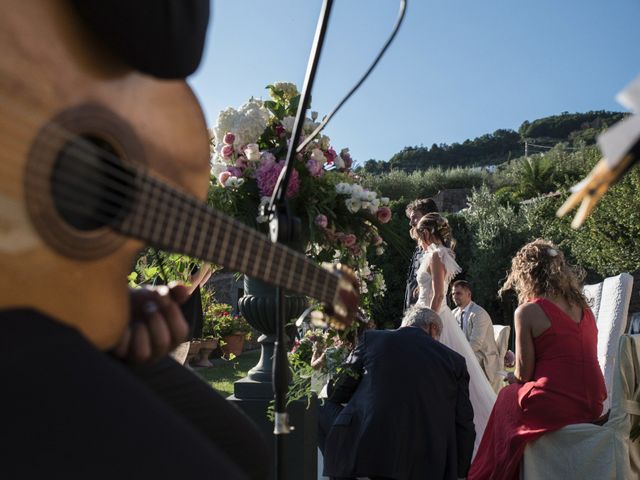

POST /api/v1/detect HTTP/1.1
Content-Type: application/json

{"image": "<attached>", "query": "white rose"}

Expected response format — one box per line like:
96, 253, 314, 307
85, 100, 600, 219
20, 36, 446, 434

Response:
244, 143, 261, 161
350, 184, 363, 198
310, 148, 326, 164
345, 198, 361, 213
380, 197, 390, 206
376, 246, 385, 255
371, 198, 381, 210
335, 183, 353, 195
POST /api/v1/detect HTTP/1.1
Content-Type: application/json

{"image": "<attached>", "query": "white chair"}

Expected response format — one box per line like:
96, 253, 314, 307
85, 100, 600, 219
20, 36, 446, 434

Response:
493, 325, 511, 392
523, 334, 640, 479
584, 273, 634, 412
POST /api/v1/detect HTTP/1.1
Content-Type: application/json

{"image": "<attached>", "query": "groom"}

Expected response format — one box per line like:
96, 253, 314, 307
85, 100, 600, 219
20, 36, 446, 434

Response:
323, 307, 475, 480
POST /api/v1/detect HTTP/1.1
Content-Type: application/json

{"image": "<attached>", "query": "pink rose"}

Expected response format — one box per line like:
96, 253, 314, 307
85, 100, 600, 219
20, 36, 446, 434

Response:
315, 214, 328, 229
221, 144, 234, 158
275, 124, 286, 137
218, 171, 231, 186
349, 244, 362, 256
504, 350, 515, 368
372, 235, 383, 246
223, 132, 235, 145
340, 148, 353, 169
376, 207, 392, 224
342, 234, 357, 247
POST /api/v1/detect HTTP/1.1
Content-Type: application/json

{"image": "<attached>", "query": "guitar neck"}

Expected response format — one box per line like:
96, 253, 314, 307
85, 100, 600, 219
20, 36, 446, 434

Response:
114, 171, 338, 304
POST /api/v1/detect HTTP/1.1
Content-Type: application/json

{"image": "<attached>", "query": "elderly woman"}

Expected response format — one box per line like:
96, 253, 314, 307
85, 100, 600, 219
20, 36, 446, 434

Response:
469, 239, 607, 480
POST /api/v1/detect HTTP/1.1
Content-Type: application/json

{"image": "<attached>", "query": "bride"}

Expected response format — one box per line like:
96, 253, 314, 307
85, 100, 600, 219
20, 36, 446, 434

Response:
412, 213, 496, 454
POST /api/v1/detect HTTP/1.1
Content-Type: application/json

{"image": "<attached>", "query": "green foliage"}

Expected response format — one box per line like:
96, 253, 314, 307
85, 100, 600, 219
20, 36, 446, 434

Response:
386, 129, 522, 172
456, 186, 531, 319
518, 111, 625, 141
360, 167, 488, 202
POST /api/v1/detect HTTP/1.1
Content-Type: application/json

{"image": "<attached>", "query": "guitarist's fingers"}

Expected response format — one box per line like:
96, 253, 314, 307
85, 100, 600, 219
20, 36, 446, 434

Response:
130, 322, 152, 363
112, 326, 132, 358
145, 309, 173, 358
167, 282, 191, 305
158, 291, 190, 348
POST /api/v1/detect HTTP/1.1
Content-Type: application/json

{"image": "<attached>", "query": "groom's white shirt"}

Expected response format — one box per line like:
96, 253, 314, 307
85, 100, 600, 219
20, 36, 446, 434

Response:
453, 301, 502, 393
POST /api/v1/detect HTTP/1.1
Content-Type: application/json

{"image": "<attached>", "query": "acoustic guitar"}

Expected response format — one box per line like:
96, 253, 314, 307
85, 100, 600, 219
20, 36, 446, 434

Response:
0, 0, 358, 349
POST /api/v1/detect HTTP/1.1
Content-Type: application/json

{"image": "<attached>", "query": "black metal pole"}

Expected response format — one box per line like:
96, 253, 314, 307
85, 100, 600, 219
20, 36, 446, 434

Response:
266, 2, 334, 479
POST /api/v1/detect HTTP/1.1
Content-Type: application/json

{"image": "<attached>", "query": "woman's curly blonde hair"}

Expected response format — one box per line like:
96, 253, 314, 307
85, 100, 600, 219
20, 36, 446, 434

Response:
499, 239, 588, 308
411, 213, 456, 250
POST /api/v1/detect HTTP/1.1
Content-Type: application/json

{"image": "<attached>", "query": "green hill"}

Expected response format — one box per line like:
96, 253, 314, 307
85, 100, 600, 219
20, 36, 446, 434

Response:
360, 110, 625, 174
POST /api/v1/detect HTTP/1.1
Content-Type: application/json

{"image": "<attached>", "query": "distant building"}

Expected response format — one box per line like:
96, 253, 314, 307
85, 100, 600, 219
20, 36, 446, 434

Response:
432, 188, 472, 213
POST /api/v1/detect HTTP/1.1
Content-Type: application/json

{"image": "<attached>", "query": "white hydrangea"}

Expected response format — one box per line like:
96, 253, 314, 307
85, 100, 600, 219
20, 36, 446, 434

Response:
210, 162, 228, 177
362, 190, 377, 202
213, 99, 269, 160
345, 197, 362, 213
224, 176, 245, 188
380, 197, 390, 206
335, 183, 353, 195
272, 82, 299, 99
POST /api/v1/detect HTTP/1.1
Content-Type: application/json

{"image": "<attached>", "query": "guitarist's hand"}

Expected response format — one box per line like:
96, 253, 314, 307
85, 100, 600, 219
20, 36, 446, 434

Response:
112, 284, 191, 363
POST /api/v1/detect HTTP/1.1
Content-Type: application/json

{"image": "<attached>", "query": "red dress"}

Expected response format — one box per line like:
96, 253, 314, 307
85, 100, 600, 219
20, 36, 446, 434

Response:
468, 298, 607, 480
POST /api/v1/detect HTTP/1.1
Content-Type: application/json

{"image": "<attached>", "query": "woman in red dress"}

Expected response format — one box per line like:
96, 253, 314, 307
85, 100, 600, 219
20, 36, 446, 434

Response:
469, 239, 607, 480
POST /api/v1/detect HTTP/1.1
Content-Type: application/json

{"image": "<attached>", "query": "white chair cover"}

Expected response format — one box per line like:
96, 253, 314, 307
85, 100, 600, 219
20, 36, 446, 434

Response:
591, 273, 634, 412
522, 334, 640, 479
493, 325, 511, 392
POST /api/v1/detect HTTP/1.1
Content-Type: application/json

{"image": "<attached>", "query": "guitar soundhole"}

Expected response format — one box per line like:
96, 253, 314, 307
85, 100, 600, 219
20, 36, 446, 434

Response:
25, 103, 146, 259
52, 135, 135, 231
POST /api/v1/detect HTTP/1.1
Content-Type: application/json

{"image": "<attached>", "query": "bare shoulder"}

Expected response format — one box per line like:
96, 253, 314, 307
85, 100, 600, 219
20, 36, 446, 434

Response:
515, 302, 551, 334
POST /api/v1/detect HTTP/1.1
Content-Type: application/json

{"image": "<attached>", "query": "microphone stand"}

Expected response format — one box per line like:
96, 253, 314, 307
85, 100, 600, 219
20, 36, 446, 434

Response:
262, 1, 334, 478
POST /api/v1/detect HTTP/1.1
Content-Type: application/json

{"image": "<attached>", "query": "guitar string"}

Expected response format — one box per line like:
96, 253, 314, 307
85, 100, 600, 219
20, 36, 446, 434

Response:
0, 101, 342, 302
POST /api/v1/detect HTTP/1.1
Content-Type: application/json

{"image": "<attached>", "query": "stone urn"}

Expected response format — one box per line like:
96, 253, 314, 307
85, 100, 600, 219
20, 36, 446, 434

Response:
185, 340, 201, 368
238, 275, 307, 382
193, 338, 218, 367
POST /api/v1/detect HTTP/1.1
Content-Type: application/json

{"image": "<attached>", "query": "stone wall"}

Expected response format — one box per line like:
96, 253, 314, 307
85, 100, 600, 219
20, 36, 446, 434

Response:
432, 188, 471, 213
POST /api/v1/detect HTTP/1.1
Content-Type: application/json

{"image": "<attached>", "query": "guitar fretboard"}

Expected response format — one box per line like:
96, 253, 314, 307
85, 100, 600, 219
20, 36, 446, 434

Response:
115, 171, 339, 304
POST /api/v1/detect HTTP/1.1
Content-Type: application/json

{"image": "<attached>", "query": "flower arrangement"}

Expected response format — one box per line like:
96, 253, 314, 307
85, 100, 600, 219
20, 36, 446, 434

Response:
208, 82, 392, 306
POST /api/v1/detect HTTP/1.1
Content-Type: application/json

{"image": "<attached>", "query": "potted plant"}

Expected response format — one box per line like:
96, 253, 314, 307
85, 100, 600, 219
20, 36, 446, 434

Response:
193, 305, 219, 368
208, 303, 251, 359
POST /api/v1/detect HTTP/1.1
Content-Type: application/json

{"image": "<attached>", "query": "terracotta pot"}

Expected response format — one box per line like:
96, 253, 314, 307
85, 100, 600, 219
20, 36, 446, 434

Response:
221, 333, 245, 358
193, 338, 218, 368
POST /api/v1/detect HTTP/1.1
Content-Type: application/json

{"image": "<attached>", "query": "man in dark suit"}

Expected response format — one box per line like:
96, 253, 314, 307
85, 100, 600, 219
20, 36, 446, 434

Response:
323, 307, 475, 480
404, 199, 439, 313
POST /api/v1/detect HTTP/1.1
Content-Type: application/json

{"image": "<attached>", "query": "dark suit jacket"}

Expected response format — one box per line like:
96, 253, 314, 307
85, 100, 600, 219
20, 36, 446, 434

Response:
324, 327, 475, 480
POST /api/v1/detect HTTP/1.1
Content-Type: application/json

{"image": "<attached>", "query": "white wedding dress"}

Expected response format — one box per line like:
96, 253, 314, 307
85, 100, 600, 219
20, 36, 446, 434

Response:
415, 244, 496, 455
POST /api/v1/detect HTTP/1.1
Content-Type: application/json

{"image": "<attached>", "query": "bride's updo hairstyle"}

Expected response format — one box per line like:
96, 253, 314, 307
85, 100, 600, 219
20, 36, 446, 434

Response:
499, 239, 588, 308
412, 213, 456, 250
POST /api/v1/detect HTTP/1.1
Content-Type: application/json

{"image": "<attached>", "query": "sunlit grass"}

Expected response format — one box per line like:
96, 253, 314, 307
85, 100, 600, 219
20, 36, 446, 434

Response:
196, 349, 261, 397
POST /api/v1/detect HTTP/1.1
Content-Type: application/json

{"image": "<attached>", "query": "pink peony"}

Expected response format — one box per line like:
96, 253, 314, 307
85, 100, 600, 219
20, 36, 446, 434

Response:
223, 132, 235, 145
314, 214, 328, 229
342, 234, 357, 247
256, 160, 300, 199
221, 144, 234, 158
306, 159, 323, 177
376, 207, 392, 224
218, 171, 231, 186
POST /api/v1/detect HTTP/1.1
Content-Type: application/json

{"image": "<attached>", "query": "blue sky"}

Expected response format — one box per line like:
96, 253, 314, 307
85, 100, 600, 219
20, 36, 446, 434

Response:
190, 0, 640, 165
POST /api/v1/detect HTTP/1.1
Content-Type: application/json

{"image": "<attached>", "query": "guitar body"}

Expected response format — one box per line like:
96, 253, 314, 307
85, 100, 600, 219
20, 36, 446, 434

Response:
0, 0, 210, 348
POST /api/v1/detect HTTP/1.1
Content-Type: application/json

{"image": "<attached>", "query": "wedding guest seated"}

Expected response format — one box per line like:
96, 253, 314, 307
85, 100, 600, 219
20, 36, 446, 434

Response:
322, 306, 475, 480
469, 239, 607, 480
451, 280, 502, 393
